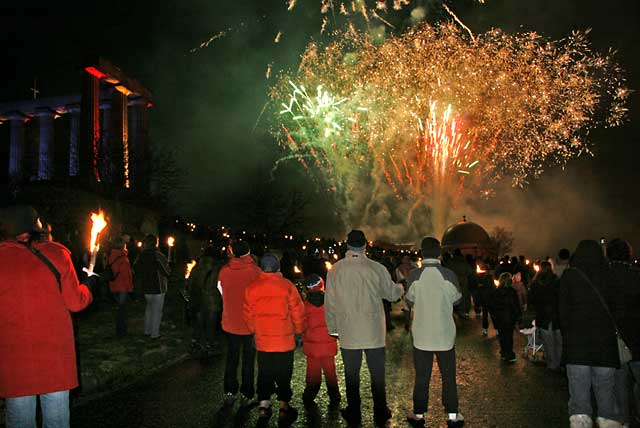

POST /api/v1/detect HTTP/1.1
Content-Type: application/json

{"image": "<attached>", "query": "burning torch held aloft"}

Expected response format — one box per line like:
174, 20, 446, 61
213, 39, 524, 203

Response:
88, 211, 107, 273
167, 236, 175, 262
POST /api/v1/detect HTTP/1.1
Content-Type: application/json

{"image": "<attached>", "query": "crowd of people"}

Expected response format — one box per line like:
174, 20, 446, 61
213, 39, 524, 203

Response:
0, 204, 639, 428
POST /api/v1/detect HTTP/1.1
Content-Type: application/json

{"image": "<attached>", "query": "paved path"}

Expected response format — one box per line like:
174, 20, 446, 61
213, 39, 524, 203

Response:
72, 310, 569, 428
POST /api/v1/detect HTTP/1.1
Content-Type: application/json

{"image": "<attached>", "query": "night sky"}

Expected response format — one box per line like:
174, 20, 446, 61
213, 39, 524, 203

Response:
0, 0, 638, 254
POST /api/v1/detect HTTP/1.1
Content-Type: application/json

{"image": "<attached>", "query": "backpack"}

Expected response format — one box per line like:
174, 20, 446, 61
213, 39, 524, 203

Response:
103, 255, 125, 282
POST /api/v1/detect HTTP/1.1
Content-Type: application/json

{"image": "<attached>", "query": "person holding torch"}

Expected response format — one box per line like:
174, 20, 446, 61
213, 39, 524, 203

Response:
0, 205, 93, 428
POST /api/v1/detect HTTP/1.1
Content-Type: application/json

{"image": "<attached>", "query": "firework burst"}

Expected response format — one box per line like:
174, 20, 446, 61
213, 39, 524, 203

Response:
271, 23, 628, 238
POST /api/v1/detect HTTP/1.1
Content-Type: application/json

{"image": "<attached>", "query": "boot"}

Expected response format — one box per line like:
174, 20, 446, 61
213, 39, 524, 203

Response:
596, 417, 622, 428
569, 414, 593, 428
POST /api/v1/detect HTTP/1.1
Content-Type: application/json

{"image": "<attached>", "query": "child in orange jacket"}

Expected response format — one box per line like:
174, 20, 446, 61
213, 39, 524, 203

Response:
243, 254, 305, 425
302, 274, 341, 407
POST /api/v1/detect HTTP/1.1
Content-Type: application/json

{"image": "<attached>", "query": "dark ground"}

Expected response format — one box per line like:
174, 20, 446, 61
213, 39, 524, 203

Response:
71, 308, 569, 428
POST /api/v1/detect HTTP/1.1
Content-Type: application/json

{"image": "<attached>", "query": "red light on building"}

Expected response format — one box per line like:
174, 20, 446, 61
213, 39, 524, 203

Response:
84, 66, 107, 79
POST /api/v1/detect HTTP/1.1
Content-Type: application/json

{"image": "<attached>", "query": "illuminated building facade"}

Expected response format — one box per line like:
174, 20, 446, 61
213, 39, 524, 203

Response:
0, 57, 152, 194
441, 217, 493, 258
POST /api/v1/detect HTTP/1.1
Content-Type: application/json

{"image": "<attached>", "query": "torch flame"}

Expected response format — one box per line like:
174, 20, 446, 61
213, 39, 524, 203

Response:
493, 279, 500, 287
167, 236, 175, 247
185, 260, 197, 279
89, 211, 107, 253
533, 264, 541, 273
294, 265, 302, 274
476, 264, 486, 274
325, 261, 333, 271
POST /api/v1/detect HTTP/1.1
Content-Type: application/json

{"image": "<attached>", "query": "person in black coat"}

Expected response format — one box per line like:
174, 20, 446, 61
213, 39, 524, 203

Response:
558, 239, 622, 428
529, 262, 562, 370
606, 239, 640, 428
489, 272, 522, 363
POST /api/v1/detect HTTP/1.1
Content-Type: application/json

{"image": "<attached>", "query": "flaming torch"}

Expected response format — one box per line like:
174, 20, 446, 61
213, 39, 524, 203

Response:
185, 260, 197, 279
533, 264, 541, 273
493, 279, 500, 287
88, 211, 107, 273
325, 261, 333, 271
167, 236, 175, 262
476, 264, 486, 274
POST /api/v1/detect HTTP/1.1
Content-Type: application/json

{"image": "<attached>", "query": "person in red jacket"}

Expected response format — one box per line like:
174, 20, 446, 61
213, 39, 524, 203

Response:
301, 274, 341, 407
218, 240, 262, 405
243, 253, 305, 425
0, 205, 93, 428
107, 235, 134, 338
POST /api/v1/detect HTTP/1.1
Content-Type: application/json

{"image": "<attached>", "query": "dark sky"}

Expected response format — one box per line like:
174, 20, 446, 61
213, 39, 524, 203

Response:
0, 0, 638, 253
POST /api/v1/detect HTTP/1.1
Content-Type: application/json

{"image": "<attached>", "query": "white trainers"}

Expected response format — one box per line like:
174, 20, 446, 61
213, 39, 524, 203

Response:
447, 413, 464, 427
569, 414, 593, 428
223, 392, 236, 406
482, 328, 488, 336
595, 417, 622, 428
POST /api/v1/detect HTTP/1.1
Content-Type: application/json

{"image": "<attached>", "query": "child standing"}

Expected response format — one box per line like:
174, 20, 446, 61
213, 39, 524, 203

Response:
243, 254, 305, 425
301, 274, 341, 407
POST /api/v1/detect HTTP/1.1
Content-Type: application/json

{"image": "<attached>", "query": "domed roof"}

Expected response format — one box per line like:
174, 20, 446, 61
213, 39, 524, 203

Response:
441, 219, 491, 249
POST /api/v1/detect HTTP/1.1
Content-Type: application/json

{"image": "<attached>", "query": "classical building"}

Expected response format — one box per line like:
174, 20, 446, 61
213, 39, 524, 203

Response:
441, 217, 493, 258
0, 57, 152, 194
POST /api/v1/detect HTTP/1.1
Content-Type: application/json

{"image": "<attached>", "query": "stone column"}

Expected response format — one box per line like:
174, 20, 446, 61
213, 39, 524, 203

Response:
100, 100, 112, 183
111, 89, 129, 188
67, 104, 81, 176
80, 70, 101, 184
35, 108, 55, 180
7, 112, 26, 179
129, 97, 149, 193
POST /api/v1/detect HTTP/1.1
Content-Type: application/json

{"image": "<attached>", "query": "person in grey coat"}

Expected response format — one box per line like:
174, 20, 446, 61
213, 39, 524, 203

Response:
325, 230, 403, 426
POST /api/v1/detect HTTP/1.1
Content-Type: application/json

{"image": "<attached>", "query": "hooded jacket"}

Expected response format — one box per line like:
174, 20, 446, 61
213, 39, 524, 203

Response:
608, 261, 640, 361
107, 248, 133, 293
405, 259, 462, 351
219, 255, 262, 335
529, 271, 560, 330
243, 272, 305, 352
489, 285, 522, 330
0, 240, 92, 397
325, 250, 404, 349
302, 290, 338, 357
558, 240, 619, 368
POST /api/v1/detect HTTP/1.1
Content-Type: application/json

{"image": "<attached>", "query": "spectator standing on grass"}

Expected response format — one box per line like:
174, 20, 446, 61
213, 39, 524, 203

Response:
133, 234, 170, 339
606, 239, 640, 428
558, 240, 622, 428
529, 261, 562, 371
107, 235, 134, 338
404, 237, 465, 428
325, 229, 404, 427
489, 272, 522, 363
0, 205, 93, 428
243, 253, 305, 426
218, 240, 262, 406
301, 274, 341, 407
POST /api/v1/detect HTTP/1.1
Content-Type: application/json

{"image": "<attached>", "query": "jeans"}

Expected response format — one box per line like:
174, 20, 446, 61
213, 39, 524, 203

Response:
224, 333, 255, 398
538, 326, 562, 369
5, 390, 70, 428
340, 347, 387, 416
144, 293, 165, 338
257, 351, 294, 402
567, 364, 621, 421
630, 361, 640, 423
615, 363, 631, 424
113, 292, 128, 337
303, 355, 340, 402
412, 347, 459, 414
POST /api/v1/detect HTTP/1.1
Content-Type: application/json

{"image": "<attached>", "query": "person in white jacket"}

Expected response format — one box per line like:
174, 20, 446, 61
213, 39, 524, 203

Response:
325, 229, 404, 427
404, 237, 465, 428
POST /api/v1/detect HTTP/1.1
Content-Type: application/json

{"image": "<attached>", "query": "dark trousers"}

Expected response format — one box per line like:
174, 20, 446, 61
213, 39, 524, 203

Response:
340, 347, 387, 415
412, 347, 459, 414
113, 292, 128, 337
497, 326, 515, 359
257, 350, 294, 402
303, 356, 340, 402
193, 306, 218, 346
224, 333, 255, 398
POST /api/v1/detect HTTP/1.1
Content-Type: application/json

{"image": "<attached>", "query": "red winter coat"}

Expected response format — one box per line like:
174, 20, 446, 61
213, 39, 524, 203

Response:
0, 240, 93, 398
243, 272, 305, 352
219, 256, 262, 335
302, 292, 338, 357
107, 248, 133, 293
